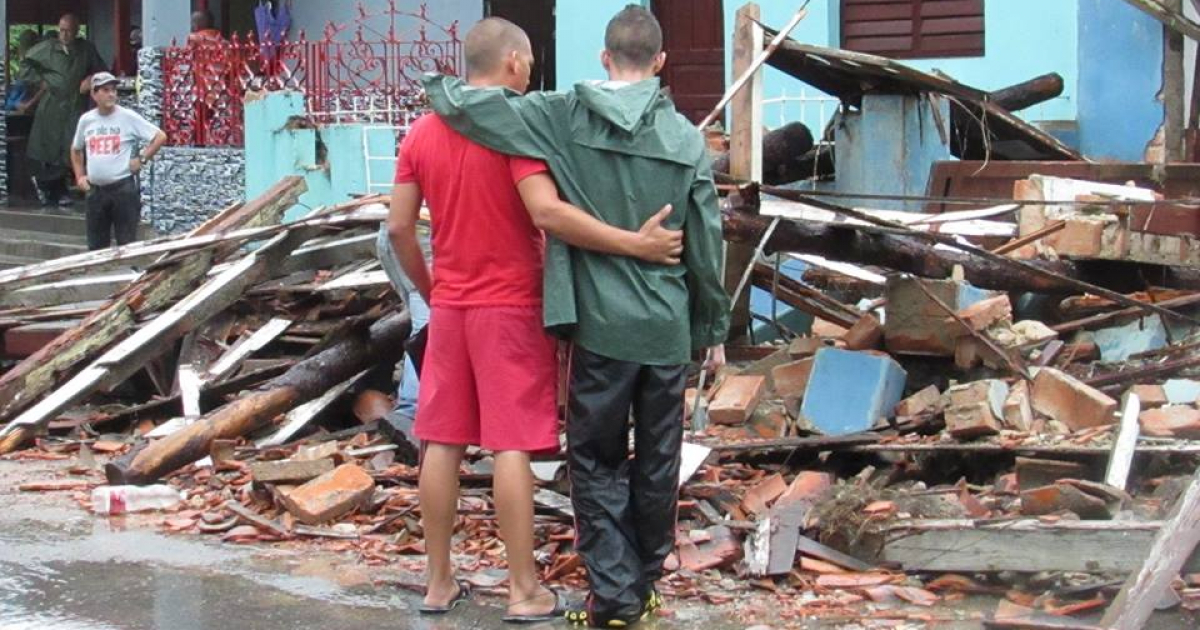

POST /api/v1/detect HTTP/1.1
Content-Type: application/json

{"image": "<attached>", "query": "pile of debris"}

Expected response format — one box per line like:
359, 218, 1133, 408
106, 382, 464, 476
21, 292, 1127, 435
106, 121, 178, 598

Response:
1, 170, 1198, 628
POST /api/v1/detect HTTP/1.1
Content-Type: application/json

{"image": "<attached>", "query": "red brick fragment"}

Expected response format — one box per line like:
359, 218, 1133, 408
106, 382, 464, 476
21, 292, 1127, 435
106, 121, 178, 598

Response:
1031, 368, 1118, 431
280, 463, 375, 525
1139, 406, 1200, 439
708, 375, 766, 425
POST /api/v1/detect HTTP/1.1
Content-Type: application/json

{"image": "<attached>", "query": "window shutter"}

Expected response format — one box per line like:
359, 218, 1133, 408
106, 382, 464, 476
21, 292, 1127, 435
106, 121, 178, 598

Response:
842, 0, 984, 59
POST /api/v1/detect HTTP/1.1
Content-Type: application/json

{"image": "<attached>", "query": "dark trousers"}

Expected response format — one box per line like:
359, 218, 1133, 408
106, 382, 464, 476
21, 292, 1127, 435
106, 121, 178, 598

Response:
85, 177, 141, 251
566, 346, 686, 621
31, 159, 69, 202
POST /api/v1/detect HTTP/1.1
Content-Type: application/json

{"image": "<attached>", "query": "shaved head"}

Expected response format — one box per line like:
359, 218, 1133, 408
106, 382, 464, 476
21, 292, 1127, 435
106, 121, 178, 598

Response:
464, 17, 531, 79
605, 5, 662, 70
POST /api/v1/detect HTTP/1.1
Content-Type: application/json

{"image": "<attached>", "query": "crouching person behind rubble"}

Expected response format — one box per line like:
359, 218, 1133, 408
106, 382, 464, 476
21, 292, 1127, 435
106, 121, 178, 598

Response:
388, 16, 684, 623
70, 72, 167, 250
423, 5, 731, 627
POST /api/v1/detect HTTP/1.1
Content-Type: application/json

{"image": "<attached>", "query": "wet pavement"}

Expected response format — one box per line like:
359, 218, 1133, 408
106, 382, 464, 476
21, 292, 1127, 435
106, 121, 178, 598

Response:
2, 458, 1195, 630
0, 459, 735, 630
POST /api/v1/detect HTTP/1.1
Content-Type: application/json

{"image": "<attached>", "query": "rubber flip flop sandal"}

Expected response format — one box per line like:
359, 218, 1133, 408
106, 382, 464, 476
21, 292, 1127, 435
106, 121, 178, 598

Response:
502, 588, 570, 624
418, 580, 471, 614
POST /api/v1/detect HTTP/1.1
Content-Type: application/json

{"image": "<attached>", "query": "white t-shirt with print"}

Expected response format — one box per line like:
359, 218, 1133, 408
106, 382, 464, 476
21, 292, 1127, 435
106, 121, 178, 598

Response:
72, 106, 162, 186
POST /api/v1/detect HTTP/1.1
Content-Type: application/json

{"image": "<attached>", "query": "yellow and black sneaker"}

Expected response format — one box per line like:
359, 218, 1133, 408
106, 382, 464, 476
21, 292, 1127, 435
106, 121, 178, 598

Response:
564, 603, 640, 628
642, 589, 664, 617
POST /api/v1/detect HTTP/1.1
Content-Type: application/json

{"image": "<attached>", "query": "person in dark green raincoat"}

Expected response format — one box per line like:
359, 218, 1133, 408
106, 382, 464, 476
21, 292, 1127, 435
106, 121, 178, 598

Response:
20, 13, 107, 206
424, 6, 730, 627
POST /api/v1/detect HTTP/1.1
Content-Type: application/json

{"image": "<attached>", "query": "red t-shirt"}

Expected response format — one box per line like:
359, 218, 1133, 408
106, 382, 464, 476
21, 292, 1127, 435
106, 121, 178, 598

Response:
394, 114, 548, 308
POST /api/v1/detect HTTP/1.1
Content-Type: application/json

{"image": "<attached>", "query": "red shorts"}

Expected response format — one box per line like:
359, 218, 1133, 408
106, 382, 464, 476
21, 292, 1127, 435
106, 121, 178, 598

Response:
414, 306, 560, 453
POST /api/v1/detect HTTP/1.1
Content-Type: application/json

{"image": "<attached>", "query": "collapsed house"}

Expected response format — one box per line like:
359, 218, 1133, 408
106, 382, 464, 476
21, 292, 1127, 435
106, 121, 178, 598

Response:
5, 4, 1200, 629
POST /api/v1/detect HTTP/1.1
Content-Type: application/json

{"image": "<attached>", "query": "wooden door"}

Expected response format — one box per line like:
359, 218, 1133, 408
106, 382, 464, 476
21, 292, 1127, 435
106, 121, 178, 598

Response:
652, 0, 724, 124
486, 0, 556, 92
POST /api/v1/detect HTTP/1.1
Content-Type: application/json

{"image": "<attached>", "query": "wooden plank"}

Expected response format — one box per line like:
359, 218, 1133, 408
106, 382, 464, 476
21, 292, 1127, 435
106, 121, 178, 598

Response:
1100, 466, 1200, 628
882, 519, 1200, 574
723, 3, 766, 342
0, 177, 306, 430
205, 318, 293, 383
224, 500, 291, 538
1104, 393, 1142, 491
255, 370, 369, 448
1120, 0, 1200, 42
0, 221, 318, 455
795, 536, 875, 572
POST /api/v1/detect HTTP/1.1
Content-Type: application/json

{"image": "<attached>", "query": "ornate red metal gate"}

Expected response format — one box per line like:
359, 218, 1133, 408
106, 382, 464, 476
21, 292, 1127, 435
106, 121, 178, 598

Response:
161, 2, 461, 147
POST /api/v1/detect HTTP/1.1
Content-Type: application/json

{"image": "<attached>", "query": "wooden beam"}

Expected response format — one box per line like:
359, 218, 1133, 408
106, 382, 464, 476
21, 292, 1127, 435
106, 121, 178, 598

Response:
1164, 0, 1187, 162
1121, 0, 1200, 42
724, 3, 765, 342
881, 519, 1200, 574
1099, 466, 1200, 628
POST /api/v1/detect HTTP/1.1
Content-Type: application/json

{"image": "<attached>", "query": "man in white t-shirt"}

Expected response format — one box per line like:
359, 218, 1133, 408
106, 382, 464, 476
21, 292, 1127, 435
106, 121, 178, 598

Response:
70, 72, 167, 250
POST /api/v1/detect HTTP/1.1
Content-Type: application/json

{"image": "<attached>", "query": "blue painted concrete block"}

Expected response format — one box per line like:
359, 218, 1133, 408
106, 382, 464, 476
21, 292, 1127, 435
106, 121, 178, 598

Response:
1093, 315, 1168, 362
1164, 379, 1200, 405
800, 348, 908, 436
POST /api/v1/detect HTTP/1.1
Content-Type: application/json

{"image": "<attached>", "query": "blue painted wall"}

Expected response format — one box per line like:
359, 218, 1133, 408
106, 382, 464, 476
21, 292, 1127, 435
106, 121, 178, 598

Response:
1077, 0, 1163, 161
554, 0, 643, 89
245, 92, 399, 221
720, 0, 1079, 132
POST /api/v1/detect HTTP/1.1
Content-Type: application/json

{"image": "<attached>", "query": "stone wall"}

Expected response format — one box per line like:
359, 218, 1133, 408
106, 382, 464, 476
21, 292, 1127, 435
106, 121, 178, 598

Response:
136, 47, 165, 127
142, 147, 245, 234
135, 47, 246, 235
1, 53, 8, 206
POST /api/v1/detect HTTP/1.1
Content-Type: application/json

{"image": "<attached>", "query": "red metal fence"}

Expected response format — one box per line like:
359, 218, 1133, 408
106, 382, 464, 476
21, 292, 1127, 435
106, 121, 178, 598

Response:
161, 4, 461, 147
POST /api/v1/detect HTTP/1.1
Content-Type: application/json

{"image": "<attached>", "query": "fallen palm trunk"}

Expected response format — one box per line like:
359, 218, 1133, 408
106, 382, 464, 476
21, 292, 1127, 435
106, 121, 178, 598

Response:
105, 310, 411, 485
0, 177, 306, 426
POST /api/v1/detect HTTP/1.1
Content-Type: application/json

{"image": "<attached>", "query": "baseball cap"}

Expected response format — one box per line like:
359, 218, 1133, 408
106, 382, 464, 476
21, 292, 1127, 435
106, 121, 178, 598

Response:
91, 72, 120, 89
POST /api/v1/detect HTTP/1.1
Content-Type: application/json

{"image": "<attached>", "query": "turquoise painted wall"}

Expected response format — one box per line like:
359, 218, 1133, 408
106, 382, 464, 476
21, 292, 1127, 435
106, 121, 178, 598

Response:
244, 92, 399, 221
554, 0, 648, 89
721, 0, 1079, 132
1077, 0, 1163, 161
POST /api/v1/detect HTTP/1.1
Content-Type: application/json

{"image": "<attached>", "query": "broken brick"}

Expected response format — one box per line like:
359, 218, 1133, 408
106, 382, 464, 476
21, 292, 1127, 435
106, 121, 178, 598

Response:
894, 384, 942, 418
1131, 384, 1168, 408
841, 313, 883, 350
250, 458, 335, 484
742, 473, 788, 516
1002, 380, 1033, 432
884, 276, 998, 356
946, 380, 1009, 418
811, 318, 849, 338
1020, 481, 1112, 519
747, 407, 789, 439
770, 358, 813, 410
1016, 457, 1088, 492
279, 463, 375, 525
945, 402, 1002, 439
678, 526, 741, 572
788, 336, 832, 359
1031, 368, 1118, 431
952, 295, 1012, 333
776, 471, 835, 509
1139, 406, 1200, 439
707, 375, 767, 425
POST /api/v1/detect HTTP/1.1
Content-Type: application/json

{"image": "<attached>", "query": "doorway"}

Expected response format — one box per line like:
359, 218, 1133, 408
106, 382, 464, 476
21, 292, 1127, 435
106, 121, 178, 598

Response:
651, 0, 725, 124
485, 0, 555, 92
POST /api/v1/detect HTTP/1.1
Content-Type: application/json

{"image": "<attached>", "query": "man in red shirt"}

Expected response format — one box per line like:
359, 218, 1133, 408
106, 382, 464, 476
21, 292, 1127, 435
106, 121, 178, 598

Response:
388, 17, 682, 621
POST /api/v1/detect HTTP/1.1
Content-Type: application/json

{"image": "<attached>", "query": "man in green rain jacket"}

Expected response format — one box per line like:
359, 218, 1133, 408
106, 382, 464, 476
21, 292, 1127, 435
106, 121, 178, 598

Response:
21, 13, 107, 206
424, 6, 730, 627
